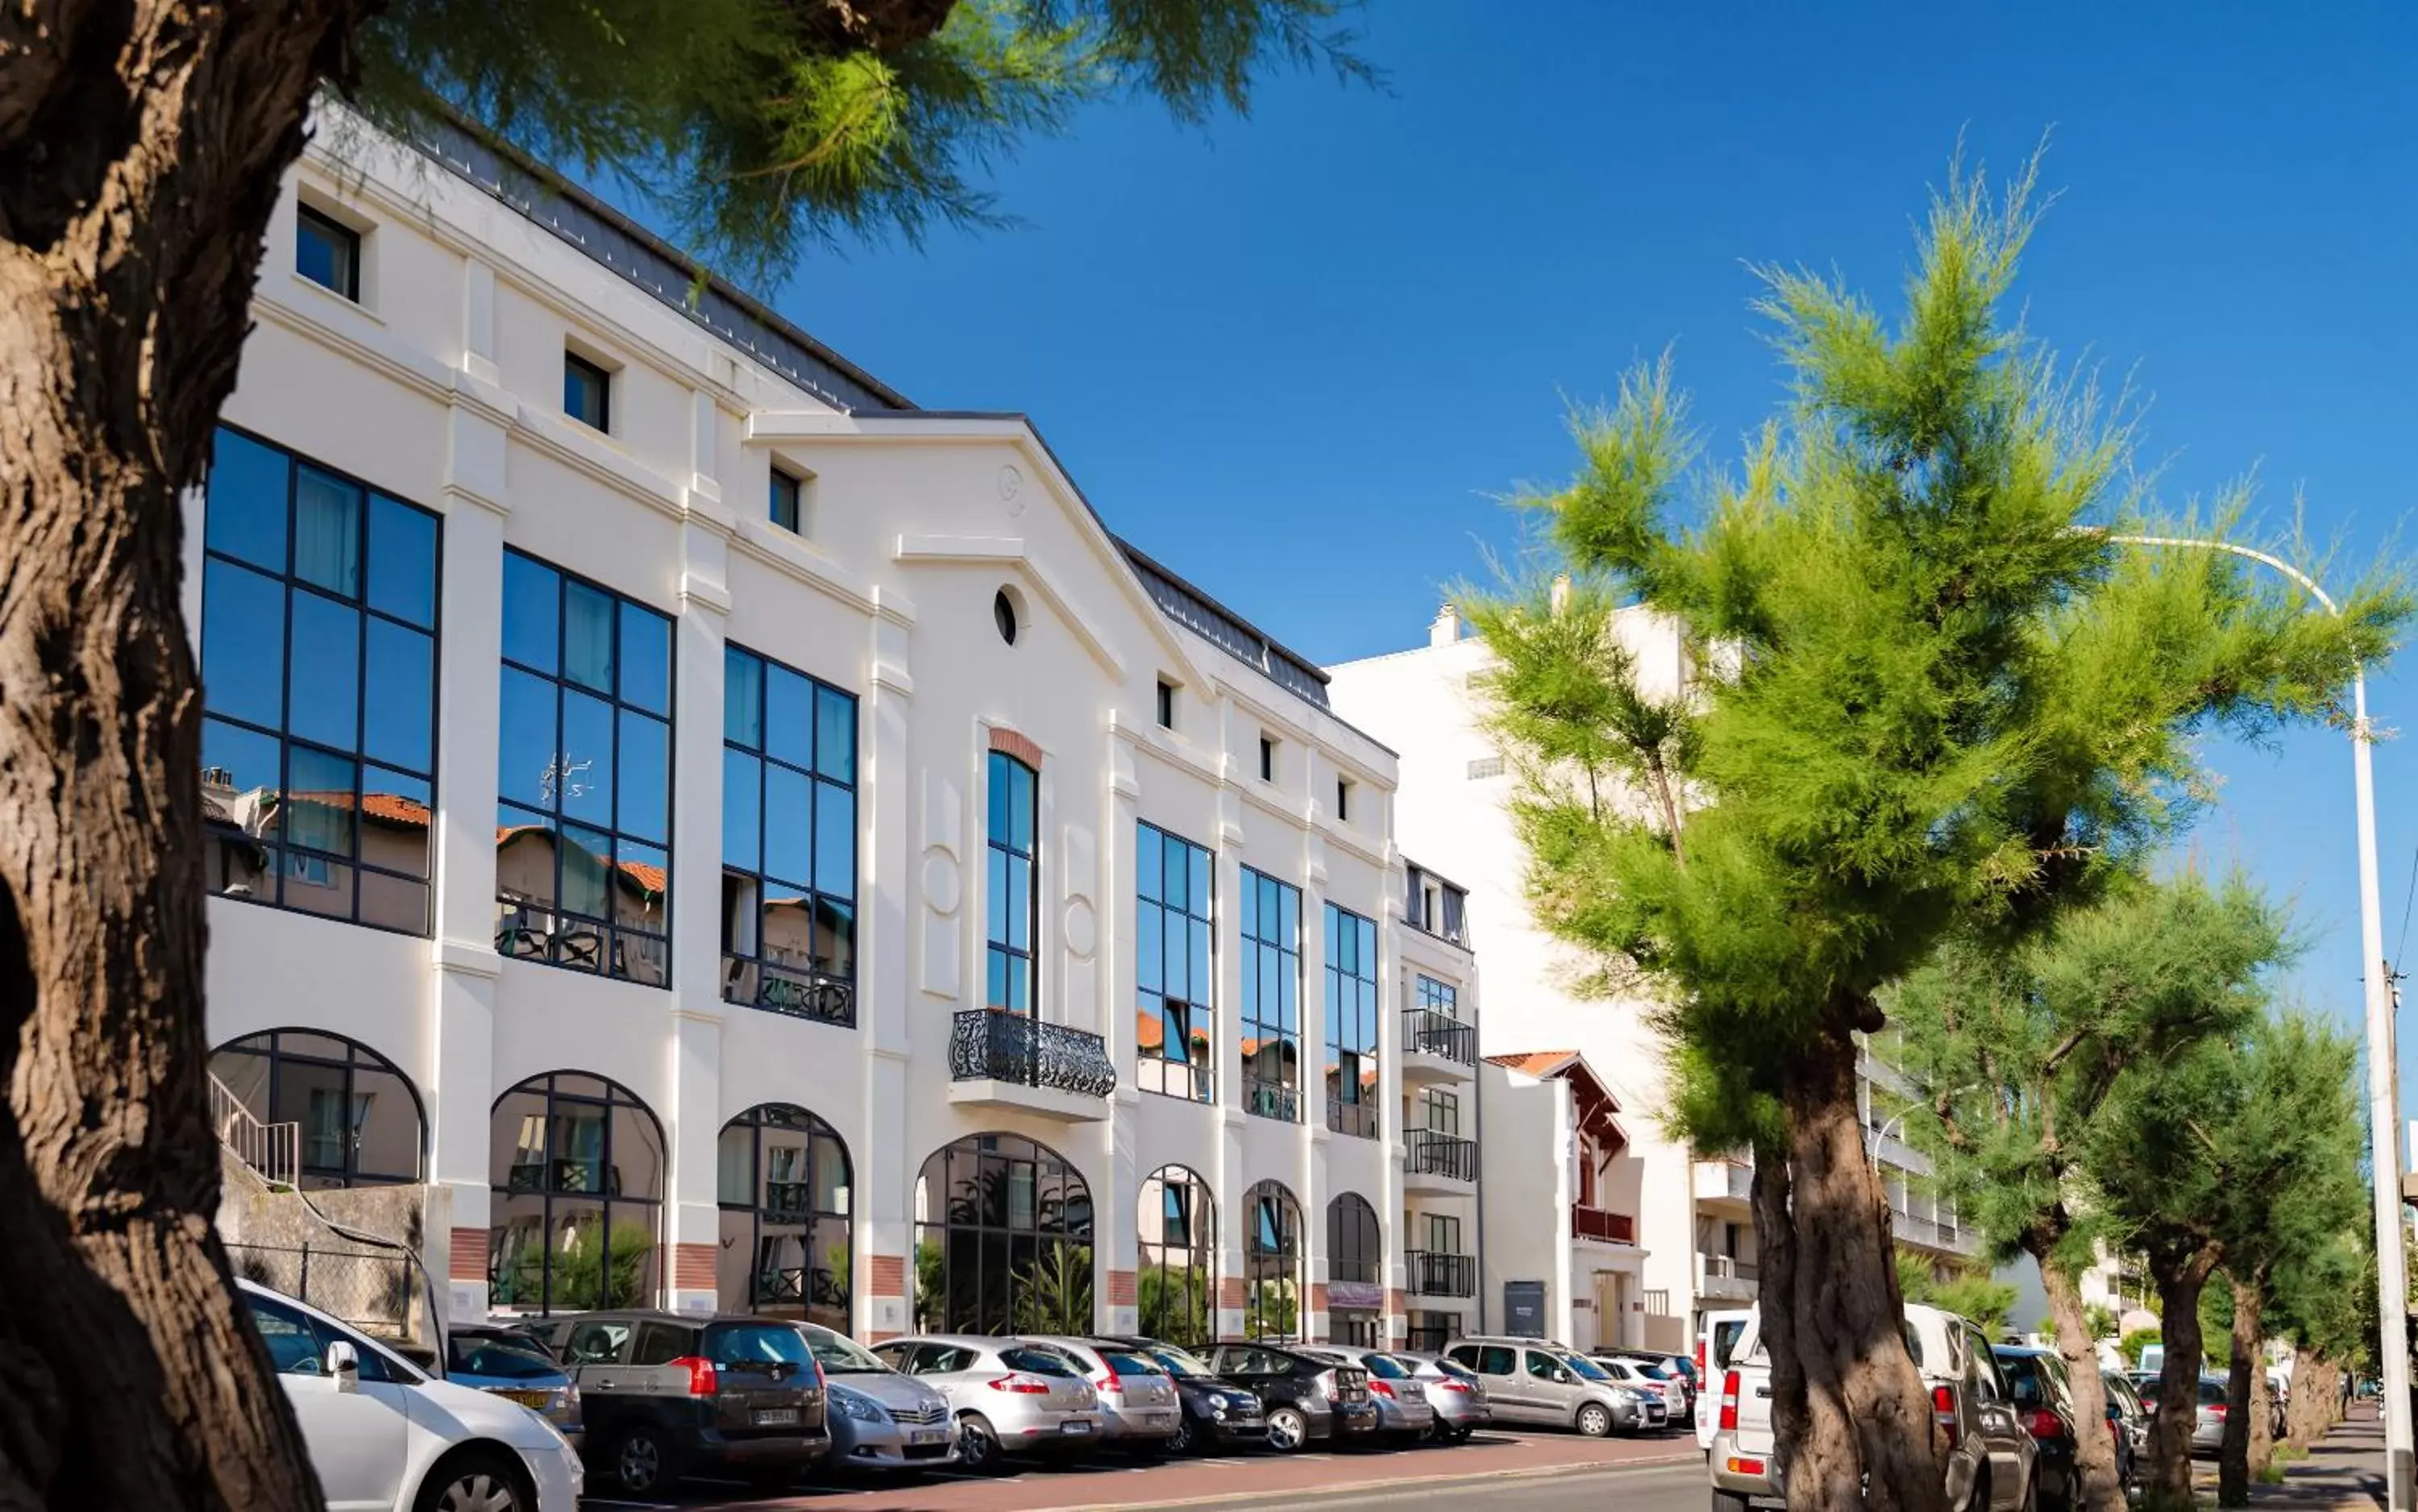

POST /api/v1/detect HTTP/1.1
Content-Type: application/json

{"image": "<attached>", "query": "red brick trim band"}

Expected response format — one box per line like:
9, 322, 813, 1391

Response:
1219, 1277, 1247, 1309
673, 1242, 717, 1290
1107, 1269, 1137, 1306
990, 728, 1044, 768
449, 1227, 488, 1282
870, 1255, 907, 1297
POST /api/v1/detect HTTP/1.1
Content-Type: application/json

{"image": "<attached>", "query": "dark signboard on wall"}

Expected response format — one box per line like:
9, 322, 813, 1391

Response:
1504, 1280, 1547, 1338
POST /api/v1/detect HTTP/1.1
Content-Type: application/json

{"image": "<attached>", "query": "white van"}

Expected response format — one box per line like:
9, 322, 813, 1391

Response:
239, 1280, 582, 1511
1697, 1309, 1755, 1452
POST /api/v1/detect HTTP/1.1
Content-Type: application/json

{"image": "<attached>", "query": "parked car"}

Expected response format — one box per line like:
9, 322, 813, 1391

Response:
869, 1335, 1102, 1472
1095, 1337, 1269, 1454
1442, 1336, 1645, 1437
796, 1324, 959, 1474
1394, 1351, 1493, 1442
1993, 1344, 2090, 1510
2104, 1369, 2150, 1483
446, 1325, 584, 1450
526, 1310, 828, 1497
2190, 1376, 2229, 1454
1589, 1354, 1683, 1427
1203, 1341, 1377, 1452
1606, 1351, 1697, 1424
239, 1279, 583, 1512
1298, 1347, 1436, 1443
1698, 1308, 1755, 1453
1709, 1304, 2039, 1512
1018, 1336, 1183, 1450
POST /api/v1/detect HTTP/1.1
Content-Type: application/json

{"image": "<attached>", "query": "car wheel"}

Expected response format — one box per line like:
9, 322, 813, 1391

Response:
1266, 1406, 1309, 1453
417, 1452, 528, 1512
613, 1423, 675, 1497
1576, 1402, 1614, 1438
1168, 1413, 1197, 1456
1962, 1467, 1989, 1512
958, 1414, 1003, 1474
1712, 1490, 1752, 1512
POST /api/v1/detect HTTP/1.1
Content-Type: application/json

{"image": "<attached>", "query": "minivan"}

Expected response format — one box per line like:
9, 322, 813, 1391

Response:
1442, 1336, 1645, 1437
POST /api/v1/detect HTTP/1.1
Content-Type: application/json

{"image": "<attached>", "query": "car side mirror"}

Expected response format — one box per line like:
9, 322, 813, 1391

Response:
326, 1340, 360, 1394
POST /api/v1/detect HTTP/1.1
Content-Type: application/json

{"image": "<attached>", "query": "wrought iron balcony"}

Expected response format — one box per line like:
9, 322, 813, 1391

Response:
724, 954, 855, 1028
1406, 1129, 1479, 1182
1402, 1008, 1477, 1068
1246, 1077, 1301, 1124
1409, 1249, 1477, 1298
1327, 1095, 1381, 1140
1572, 1203, 1636, 1244
948, 1008, 1116, 1100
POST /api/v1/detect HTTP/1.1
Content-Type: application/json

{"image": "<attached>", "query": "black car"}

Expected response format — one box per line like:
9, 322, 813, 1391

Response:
525, 1311, 830, 1497
1995, 1345, 2086, 1512
1204, 1341, 1377, 1452
1094, 1335, 1269, 1453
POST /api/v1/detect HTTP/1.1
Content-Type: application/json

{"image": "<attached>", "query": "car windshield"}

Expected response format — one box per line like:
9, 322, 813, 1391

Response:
448, 1338, 558, 1380
1149, 1346, 1211, 1377
1560, 1352, 1612, 1381
803, 1326, 889, 1375
704, 1323, 815, 1374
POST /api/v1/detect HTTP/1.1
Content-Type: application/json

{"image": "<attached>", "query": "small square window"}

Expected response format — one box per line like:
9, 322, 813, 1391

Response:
1259, 737, 1275, 783
564, 352, 612, 433
770, 468, 802, 533
1156, 680, 1176, 730
296, 205, 359, 301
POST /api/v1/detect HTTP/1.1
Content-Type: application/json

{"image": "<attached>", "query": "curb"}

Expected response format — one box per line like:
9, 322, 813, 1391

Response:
1021, 1450, 1706, 1512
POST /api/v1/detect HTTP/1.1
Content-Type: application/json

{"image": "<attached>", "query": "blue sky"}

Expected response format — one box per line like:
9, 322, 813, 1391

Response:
750, 4, 2418, 1102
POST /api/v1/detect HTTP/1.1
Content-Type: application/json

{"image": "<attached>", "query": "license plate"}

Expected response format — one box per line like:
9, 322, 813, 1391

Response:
496, 1389, 551, 1410
1060, 1419, 1093, 1435
754, 1408, 800, 1427
908, 1428, 946, 1445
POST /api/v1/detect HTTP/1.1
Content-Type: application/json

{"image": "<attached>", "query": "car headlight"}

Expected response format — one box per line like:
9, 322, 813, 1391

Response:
551, 1383, 581, 1421
833, 1389, 891, 1424
1207, 1393, 1232, 1410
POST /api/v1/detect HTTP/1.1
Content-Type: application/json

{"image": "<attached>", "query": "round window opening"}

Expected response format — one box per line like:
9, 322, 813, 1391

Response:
994, 588, 1019, 646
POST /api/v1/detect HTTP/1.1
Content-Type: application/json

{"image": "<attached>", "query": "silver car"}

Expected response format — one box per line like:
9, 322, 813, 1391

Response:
1019, 1337, 1182, 1448
1300, 1348, 1435, 1441
798, 1326, 959, 1473
1395, 1351, 1492, 1442
870, 1335, 1102, 1472
1444, 1336, 1643, 1436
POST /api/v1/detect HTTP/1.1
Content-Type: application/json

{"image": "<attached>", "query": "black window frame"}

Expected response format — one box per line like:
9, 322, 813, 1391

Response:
985, 750, 1039, 1019
209, 1028, 428, 1190
1239, 866, 1302, 1124
488, 1072, 665, 1315
769, 467, 803, 533
494, 547, 675, 987
563, 351, 612, 432
1243, 1179, 1302, 1344
1155, 679, 1175, 729
1336, 776, 1351, 821
1324, 901, 1380, 1140
715, 1103, 853, 1331
912, 1131, 1095, 1335
720, 642, 858, 1025
294, 203, 361, 301
1136, 820, 1215, 1103
1258, 736, 1275, 782
198, 424, 442, 937
1327, 1192, 1381, 1286
1139, 1165, 1216, 1348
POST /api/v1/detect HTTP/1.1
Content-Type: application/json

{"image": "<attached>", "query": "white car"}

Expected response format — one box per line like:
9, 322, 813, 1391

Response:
1591, 1354, 1687, 1422
238, 1280, 582, 1511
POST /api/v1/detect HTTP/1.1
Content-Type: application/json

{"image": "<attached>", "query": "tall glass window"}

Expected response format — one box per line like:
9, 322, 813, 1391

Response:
198, 426, 439, 933
1415, 975, 1458, 1018
986, 751, 1038, 1017
1238, 868, 1302, 1122
1138, 1165, 1215, 1348
716, 1103, 852, 1331
721, 645, 857, 1024
1327, 1192, 1382, 1347
1136, 822, 1214, 1102
489, 1072, 663, 1314
1244, 1180, 1302, 1343
495, 550, 673, 985
913, 1132, 1094, 1334
1324, 903, 1380, 1139
208, 1030, 424, 1190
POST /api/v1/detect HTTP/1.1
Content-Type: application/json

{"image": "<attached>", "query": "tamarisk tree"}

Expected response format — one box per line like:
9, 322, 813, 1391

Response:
0, 3, 1364, 1506
1466, 158, 2404, 1512
1892, 870, 2293, 1512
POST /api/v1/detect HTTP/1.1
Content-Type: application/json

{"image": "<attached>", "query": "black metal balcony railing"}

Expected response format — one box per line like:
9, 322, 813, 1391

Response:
1327, 1095, 1381, 1140
1409, 1249, 1477, 1298
1402, 1008, 1477, 1066
1246, 1077, 1301, 1124
725, 955, 856, 1028
1406, 1129, 1479, 1182
948, 1009, 1116, 1099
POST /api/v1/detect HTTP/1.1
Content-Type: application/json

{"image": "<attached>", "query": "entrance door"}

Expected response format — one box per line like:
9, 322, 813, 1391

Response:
1594, 1271, 1631, 1349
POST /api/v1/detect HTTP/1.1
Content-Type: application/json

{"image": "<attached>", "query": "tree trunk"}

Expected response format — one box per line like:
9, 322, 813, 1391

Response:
1751, 1136, 1807, 1473
1779, 1028, 1946, 1512
2038, 1243, 2126, 1512
2216, 1272, 2267, 1506
0, 4, 365, 1506
2143, 1244, 2221, 1512
2285, 1355, 2340, 1451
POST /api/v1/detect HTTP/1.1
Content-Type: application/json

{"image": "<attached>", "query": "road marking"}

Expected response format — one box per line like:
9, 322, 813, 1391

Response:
995, 1450, 1706, 1512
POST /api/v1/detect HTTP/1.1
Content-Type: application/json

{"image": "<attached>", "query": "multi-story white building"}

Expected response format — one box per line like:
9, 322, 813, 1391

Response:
193, 110, 1482, 1352
1327, 604, 1978, 1348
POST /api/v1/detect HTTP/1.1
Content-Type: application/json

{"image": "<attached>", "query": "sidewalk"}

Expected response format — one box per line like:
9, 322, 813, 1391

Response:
2235, 1406, 2385, 1509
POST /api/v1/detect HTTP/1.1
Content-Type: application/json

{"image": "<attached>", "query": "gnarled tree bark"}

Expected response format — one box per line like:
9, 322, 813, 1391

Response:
2216, 1269, 2270, 1506
0, 2, 366, 1506
2037, 1241, 2127, 1512
1777, 1027, 1946, 1512
2142, 1241, 2222, 1511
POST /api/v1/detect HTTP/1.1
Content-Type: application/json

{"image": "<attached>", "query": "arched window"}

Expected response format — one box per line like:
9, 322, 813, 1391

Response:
717, 1104, 852, 1330
489, 1072, 663, 1314
985, 752, 1038, 1018
1327, 1192, 1383, 1348
209, 1029, 425, 1189
1139, 1165, 1215, 1348
1244, 1180, 1302, 1342
914, 1132, 1092, 1334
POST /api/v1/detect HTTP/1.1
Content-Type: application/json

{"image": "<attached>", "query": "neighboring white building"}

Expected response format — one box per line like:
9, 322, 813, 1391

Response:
193, 109, 1481, 1351
1477, 1051, 1652, 1352
1327, 604, 1979, 1345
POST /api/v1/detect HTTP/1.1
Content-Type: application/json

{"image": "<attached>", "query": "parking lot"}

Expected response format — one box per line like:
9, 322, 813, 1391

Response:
581, 1426, 1704, 1511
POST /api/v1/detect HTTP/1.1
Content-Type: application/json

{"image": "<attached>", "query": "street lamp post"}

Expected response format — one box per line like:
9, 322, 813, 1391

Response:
2113, 534, 2412, 1512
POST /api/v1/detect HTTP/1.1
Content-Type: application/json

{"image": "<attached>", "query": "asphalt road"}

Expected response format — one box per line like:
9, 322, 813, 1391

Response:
1180, 1456, 1710, 1511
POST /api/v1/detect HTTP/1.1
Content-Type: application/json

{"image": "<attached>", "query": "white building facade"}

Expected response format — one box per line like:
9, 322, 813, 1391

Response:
193, 113, 1477, 1351
1327, 605, 1977, 1348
